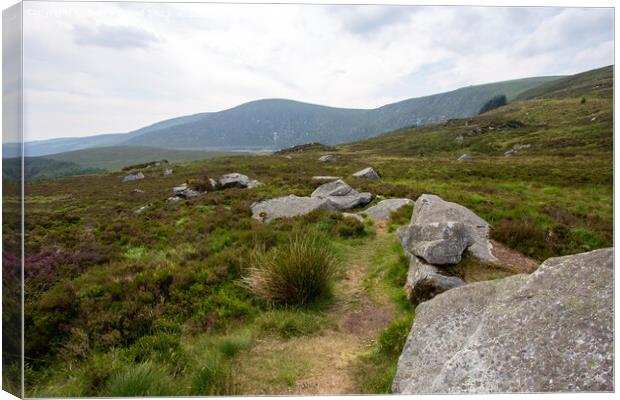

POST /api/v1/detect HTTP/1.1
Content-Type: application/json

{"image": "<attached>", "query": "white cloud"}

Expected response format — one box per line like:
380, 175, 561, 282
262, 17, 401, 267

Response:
20, 3, 614, 141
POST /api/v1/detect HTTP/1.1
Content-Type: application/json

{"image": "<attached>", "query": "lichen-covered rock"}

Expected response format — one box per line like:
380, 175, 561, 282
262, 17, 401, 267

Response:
310, 179, 372, 211
401, 194, 495, 263
352, 167, 380, 180
393, 248, 614, 394
123, 172, 144, 182
251, 195, 327, 223
311, 179, 353, 197
399, 221, 471, 265
404, 254, 465, 304
219, 173, 251, 188
361, 198, 414, 222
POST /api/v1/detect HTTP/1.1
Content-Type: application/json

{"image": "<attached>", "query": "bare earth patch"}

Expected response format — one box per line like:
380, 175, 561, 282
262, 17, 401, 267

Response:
491, 240, 539, 273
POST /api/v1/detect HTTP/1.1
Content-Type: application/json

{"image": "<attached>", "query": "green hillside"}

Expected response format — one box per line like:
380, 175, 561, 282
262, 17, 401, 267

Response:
3, 157, 105, 182
12, 65, 612, 397
515, 65, 612, 100
45, 146, 242, 171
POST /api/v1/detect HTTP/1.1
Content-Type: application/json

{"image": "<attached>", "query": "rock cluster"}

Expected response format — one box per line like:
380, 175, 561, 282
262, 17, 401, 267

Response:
251, 179, 372, 223
393, 248, 613, 394
123, 172, 145, 182
396, 194, 495, 304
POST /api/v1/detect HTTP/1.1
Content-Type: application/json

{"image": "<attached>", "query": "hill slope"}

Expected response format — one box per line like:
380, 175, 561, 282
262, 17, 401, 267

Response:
6, 74, 560, 157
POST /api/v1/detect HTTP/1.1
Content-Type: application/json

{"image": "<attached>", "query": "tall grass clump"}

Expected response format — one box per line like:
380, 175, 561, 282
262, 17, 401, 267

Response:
241, 233, 337, 306
102, 362, 172, 396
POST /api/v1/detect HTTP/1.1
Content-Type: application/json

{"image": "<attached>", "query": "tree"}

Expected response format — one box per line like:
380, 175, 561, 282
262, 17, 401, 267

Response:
478, 95, 507, 114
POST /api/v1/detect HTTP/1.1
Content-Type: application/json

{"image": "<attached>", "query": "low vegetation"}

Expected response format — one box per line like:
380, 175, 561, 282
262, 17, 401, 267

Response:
6, 66, 612, 395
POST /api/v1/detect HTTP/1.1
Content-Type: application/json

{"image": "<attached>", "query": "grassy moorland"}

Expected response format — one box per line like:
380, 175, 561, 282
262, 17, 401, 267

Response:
8, 66, 612, 396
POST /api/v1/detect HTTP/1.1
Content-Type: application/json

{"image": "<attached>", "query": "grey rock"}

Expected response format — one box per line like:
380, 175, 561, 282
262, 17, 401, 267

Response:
405, 194, 496, 263
123, 172, 145, 182
163, 168, 173, 176
318, 155, 337, 162
399, 221, 471, 265
167, 196, 183, 204
311, 176, 341, 181
131, 188, 145, 194
321, 192, 372, 212
457, 154, 473, 161
311, 179, 353, 197
172, 183, 203, 198
393, 248, 613, 394
504, 149, 515, 157
251, 195, 327, 223
311, 180, 372, 211
219, 173, 251, 188
454, 135, 464, 142
404, 254, 465, 305
361, 198, 414, 221
352, 167, 380, 180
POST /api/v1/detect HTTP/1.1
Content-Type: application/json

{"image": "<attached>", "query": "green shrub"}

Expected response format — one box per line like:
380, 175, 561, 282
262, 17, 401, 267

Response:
241, 233, 338, 305
332, 216, 366, 238
103, 362, 172, 396
190, 351, 236, 395
125, 333, 187, 374
216, 333, 252, 358
377, 316, 413, 357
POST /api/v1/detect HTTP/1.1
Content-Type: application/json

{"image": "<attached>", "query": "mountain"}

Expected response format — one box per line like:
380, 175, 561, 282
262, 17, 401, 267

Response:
515, 65, 612, 101
5, 74, 562, 157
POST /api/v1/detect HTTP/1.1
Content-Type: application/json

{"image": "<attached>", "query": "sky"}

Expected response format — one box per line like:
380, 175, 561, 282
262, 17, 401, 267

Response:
16, 2, 615, 141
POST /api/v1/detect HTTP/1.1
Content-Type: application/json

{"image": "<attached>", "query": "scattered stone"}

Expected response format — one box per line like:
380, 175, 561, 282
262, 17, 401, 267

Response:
504, 143, 531, 157
352, 167, 380, 180
163, 168, 173, 176
123, 172, 145, 182
173, 183, 203, 198
312, 176, 341, 181
393, 248, 613, 394
246, 179, 261, 189
404, 254, 465, 304
342, 212, 364, 222
135, 203, 153, 214
591, 116, 597, 122
219, 173, 251, 188
457, 154, 473, 161
131, 188, 145, 194
454, 135, 464, 142
504, 149, 515, 157
251, 195, 327, 223
167, 196, 183, 204
361, 198, 414, 222
318, 155, 337, 162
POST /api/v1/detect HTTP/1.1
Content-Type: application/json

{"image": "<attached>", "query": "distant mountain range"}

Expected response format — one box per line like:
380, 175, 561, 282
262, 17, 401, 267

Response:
3, 74, 565, 158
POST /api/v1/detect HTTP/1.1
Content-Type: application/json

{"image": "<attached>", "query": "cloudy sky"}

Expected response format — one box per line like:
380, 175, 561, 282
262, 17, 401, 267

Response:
19, 2, 614, 141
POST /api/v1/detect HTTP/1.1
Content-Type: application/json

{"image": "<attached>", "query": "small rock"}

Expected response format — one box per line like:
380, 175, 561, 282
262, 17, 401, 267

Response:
312, 176, 341, 181
135, 203, 153, 214
591, 116, 597, 122
167, 196, 182, 204
173, 183, 203, 198
163, 169, 173, 176
454, 135, 464, 142
123, 172, 145, 182
352, 167, 380, 180
131, 188, 145, 194
457, 154, 473, 161
318, 155, 337, 162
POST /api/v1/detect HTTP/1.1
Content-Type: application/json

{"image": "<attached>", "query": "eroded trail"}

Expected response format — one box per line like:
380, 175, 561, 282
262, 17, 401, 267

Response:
235, 222, 395, 395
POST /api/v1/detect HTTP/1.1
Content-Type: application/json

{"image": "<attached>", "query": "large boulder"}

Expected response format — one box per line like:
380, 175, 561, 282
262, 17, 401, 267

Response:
251, 195, 327, 223
123, 172, 145, 182
393, 248, 613, 394
398, 221, 471, 265
311, 179, 372, 211
400, 194, 495, 264
404, 254, 465, 304
361, 198, 414, 221
352, 167, 380, 180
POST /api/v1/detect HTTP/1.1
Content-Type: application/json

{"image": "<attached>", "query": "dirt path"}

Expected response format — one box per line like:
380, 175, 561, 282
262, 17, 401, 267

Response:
236, 222, 395, 395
